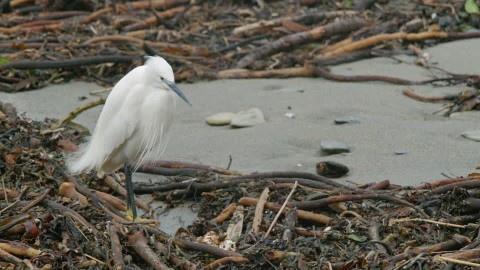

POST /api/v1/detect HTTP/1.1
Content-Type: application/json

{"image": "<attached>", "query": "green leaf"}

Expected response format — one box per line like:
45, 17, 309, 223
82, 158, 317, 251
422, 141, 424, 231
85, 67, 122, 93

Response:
0, 58, 9, 65
341, 0, 352, 8
465, 0, 480, 14
347, 234, 368, 242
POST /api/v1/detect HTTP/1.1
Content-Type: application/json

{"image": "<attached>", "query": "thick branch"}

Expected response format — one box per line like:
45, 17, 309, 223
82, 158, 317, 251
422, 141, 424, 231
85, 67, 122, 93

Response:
235, 17, 367, 68
0, 55, 139, 70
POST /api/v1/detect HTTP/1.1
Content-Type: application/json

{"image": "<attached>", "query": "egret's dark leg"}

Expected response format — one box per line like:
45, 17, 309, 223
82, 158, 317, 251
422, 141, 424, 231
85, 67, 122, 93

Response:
124, 162, 137, 220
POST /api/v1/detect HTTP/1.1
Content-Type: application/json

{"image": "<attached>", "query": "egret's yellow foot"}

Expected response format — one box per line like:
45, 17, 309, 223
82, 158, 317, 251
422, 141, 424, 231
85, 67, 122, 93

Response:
125, 210, 160, 224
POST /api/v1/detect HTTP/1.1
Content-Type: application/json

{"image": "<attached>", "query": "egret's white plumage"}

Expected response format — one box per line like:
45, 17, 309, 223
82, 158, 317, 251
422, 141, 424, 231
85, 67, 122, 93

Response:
68, 56, 189, 175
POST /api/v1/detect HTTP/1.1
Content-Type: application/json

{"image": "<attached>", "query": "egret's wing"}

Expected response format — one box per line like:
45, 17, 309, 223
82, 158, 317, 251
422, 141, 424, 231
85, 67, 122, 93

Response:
94, 66, 145, 130
68, 67, 145, 173
93, 83, 145, 167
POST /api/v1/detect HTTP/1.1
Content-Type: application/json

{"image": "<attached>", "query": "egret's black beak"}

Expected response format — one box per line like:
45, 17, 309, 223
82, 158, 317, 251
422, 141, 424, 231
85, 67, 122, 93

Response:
164, 80, 192, 106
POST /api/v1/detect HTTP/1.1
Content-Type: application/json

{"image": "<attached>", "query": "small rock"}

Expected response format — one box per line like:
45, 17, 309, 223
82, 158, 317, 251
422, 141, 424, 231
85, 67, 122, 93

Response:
124, 255, 132, 265
438, 15, 456, 28
316, 161, 349, 178
285, 111, 296, 119
462, 130, 480, 142
230, 108, 265, 128
394, 149, 408, 155
205, 112, 235, 126
334, 116, 359, 125
320, 141, 351, 155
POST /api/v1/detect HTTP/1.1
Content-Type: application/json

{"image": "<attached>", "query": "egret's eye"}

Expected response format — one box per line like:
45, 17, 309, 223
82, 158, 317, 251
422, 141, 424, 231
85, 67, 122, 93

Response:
159, 76, 164, 81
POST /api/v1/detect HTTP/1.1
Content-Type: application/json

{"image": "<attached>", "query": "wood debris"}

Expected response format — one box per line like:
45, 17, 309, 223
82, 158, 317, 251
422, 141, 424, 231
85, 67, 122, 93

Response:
1, 102, 480, 268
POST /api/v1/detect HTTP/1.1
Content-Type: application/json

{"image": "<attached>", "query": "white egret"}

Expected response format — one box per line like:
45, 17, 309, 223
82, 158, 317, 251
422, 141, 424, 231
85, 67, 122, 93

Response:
68, 56, 191, 219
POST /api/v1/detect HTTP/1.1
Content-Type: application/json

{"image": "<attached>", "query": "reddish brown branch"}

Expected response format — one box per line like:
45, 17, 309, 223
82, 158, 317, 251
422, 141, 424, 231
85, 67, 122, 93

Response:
236, 17, 367, 68
431, 179, 480, 194
134, 175, 343, 195
389, 234, 470, 263
366, 180, 391, 190
0, 214, 31, 233
108, 223, 124, 270
232, 171, 353, 191
153, 242, 197, 270
239, 197, 332, 225
203, 256, 249, 270
415, 176, 480, 190
127, 231, 170, 270
402, 89, 457, 103
121, 6, 187, 32
211, 203, 237, 224
204, 67, 316, 80
0, 188, 19, 200
146, 160, 243, 175
290, 193, 428, 217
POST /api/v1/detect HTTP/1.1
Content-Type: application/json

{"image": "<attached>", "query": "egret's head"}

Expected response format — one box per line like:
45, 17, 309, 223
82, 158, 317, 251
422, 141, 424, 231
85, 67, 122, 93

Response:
145, 56, 192, 106
145, 56, 175, 82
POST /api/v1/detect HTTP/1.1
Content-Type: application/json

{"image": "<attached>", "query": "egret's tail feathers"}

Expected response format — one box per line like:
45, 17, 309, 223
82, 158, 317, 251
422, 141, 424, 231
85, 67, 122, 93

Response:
66, 144, 98, 174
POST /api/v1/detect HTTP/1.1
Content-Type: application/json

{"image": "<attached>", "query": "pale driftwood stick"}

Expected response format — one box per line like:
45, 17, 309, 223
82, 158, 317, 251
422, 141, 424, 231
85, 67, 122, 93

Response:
49, 98, 105, 130
251, 187, 270, 234
0, 247, 23, 266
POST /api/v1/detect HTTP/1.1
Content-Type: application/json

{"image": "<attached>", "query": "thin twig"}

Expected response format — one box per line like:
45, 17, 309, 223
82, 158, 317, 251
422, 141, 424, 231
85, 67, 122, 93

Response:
19, 186, 52, 212
49, 98, 106, 130
436, 256, 480, 267
264, 181, 298, 239
389, 218, 468, 229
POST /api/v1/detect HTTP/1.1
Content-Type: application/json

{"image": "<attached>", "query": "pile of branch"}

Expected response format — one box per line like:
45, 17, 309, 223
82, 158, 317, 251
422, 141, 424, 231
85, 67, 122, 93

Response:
1, 0, 480, 91
2, 102, 480, 269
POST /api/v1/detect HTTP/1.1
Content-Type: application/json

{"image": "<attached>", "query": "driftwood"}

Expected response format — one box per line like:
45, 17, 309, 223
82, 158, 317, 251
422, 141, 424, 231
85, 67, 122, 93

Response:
127, 231, 171, 270
238, 197, 332, 225
1, 1, 479, 93
235, 17, 367, 68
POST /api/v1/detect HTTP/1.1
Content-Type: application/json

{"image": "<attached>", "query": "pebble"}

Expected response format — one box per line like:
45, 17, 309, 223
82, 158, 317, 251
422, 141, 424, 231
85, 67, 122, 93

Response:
462, 130, 480, 142
334, 116, 360, 125
205, 112, 235, 126
316, 161, 349, 178
285, 111, 296, 119
230, 108, 265, 128
394, 149, 408, 155
320, 141, 351, 155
